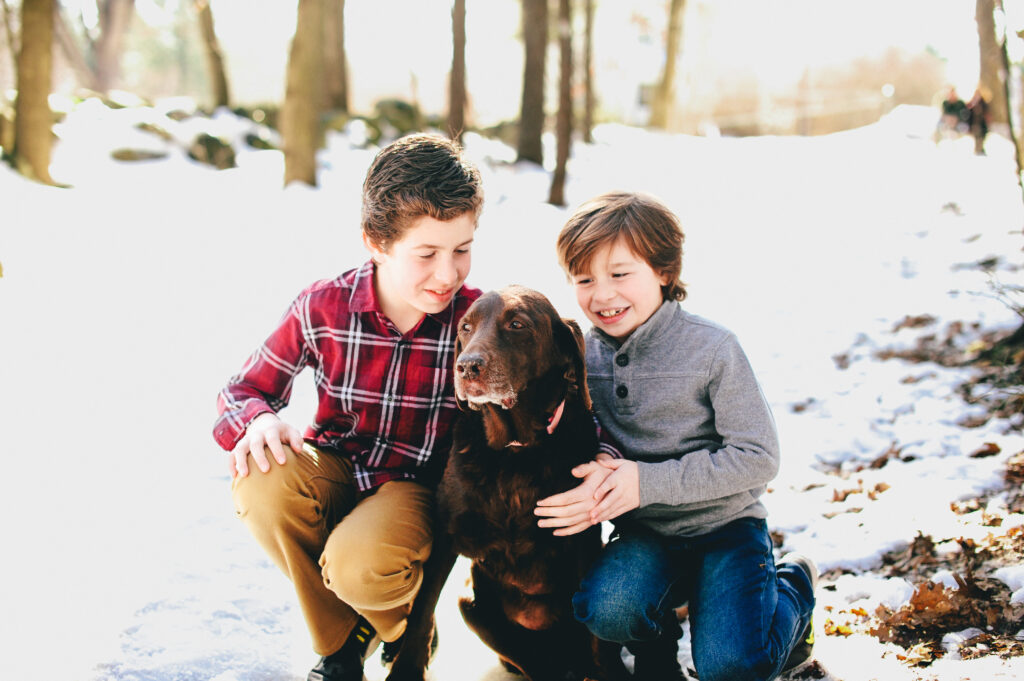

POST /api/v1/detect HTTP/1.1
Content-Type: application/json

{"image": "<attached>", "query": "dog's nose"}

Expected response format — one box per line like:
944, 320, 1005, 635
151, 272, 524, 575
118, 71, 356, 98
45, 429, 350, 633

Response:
456, 354, 484, 378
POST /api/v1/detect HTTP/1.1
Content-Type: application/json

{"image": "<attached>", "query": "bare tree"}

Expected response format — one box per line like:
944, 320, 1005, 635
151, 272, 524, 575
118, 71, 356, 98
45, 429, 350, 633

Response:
976, 0, 1008, 125
53, 0, 135, 95
323, 0, 348, 113
997, 5, 1023, 202
548, 0, 572, 206
283, 0, 325, 186
650, 0, 685, 129
581, 0, 595, 143
1, 1, 17, 155
93, 0, 135, 94
517, 0, 547, 165
14, 0, 55, 183
2, 0, 16, 71
53, 7, 94, 88
195, 0, 230, 109
448, 0, 466, 142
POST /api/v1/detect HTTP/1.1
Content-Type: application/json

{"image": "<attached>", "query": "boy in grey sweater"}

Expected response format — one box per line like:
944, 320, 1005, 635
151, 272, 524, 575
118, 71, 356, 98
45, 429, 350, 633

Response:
535, 192, 817, 681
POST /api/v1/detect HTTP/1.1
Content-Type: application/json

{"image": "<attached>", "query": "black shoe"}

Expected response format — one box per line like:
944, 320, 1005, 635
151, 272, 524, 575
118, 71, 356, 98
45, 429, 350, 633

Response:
782, 616, 815, 674
380, 623, 439, 667
778, 552, 818, 674
628, 612, 686, 681
308, 617, 380, 681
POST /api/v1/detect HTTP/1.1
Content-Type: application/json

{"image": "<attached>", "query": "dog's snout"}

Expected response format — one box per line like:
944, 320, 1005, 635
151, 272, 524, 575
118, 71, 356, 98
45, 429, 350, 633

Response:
456, 353, 485, 378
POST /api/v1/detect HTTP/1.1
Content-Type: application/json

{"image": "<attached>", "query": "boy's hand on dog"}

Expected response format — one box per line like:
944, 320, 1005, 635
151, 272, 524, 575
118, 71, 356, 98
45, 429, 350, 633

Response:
589, 458, 640, 524
535, 457, 616, 536
229, 412, 304, 477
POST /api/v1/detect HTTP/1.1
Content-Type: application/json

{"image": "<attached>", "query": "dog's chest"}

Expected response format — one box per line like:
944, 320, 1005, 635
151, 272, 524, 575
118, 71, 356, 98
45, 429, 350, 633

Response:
444, 450, 570, 559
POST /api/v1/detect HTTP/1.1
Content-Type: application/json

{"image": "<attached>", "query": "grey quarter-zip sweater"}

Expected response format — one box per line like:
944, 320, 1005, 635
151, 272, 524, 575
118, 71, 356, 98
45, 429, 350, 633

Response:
586, 300, 780, 537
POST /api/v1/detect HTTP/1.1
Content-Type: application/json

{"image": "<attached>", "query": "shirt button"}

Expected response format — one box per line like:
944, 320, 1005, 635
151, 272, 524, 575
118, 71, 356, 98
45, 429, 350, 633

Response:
615, 354, 629, 367
616, 385, 628, 398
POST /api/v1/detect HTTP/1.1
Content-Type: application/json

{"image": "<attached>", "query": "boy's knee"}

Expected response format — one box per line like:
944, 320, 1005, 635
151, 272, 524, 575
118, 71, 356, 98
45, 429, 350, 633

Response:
320, 530, 427, 610
573, 591, 654, 644
230, 446, 303, 522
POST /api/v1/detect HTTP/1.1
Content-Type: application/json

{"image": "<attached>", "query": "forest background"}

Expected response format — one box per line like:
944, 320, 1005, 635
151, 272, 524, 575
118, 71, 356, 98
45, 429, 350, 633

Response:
4, 0, 1024, 194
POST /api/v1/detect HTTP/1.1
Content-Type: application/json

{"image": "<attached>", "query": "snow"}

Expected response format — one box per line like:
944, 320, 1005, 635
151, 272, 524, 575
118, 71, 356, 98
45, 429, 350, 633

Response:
2, 100, 1023, 680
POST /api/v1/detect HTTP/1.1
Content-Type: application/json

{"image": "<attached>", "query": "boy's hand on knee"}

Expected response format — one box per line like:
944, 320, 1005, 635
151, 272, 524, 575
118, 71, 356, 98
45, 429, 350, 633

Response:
229, 412, 304, 477
534, 459, 615, 536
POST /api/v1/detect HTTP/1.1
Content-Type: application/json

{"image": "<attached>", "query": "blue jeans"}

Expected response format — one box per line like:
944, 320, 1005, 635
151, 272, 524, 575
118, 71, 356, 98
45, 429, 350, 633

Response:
572, 517, 814, 681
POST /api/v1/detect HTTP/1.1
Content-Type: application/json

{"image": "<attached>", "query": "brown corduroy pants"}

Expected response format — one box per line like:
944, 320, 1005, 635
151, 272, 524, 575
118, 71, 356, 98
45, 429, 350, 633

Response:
231, 443, 434, 656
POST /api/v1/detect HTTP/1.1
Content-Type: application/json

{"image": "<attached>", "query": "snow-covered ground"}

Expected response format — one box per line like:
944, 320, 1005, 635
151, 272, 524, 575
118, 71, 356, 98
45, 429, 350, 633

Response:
1, 101, 1023, 680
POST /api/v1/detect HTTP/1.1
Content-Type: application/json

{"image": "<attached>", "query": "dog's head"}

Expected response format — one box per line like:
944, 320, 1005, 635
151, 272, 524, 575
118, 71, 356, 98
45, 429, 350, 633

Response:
454, 285, 590, 414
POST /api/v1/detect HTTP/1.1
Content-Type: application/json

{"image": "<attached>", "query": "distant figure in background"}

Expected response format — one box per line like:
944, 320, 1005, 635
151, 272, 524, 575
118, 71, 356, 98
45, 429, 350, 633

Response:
967, 87, 991, 156
937, 86, 969, 140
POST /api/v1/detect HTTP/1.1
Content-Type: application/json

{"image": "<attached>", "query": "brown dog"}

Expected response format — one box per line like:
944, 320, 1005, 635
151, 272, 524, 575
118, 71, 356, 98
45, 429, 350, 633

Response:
386, 285, 628, 681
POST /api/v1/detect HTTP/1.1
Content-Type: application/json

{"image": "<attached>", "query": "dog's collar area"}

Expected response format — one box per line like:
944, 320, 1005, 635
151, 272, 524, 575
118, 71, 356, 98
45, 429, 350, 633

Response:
506, 399, 566, 448
546, 399, 565, 434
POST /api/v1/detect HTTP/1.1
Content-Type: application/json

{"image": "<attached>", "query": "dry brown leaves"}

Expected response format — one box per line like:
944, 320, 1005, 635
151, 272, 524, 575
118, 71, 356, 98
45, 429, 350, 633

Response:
823, 524, 1024, 667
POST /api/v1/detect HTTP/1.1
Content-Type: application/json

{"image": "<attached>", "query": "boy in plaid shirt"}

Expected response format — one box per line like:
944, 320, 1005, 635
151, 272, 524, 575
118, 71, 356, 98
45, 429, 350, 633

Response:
214, 134, 484, 681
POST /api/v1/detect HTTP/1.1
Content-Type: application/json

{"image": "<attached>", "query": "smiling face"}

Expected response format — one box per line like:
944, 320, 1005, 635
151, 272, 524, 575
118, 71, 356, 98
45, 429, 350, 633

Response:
366, 211, 476, 333
572, 237, 668, 342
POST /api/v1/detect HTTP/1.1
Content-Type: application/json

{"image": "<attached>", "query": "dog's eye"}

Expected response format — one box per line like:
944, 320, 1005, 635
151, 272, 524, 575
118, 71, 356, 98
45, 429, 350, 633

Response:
460, 322, 472, 333
509, 320, 524, 330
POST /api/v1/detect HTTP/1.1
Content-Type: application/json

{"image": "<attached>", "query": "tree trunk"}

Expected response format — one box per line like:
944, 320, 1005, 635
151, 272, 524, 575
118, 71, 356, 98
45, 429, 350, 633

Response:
195, 0, 230, 109
548, 0, 572, 206
322, 0, 348, 113
1019, 29, 1024, 183
53, 6, 96, 90
447, 0, 466, 142
3, 0, 17, 71
997, 8, 1023, 206
14, 0, 55, 184
517, 0, 547, 165
581, 0, 594, 143
283, 0, 325, 187
650, 0, 685, 130
976, 0, 1008, 125
93, 0, 134, 94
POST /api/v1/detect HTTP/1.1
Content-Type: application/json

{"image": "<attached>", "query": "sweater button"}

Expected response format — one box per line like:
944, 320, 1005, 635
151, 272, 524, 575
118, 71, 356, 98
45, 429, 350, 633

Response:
615, 354, 629, 367
616, 384, 628, 398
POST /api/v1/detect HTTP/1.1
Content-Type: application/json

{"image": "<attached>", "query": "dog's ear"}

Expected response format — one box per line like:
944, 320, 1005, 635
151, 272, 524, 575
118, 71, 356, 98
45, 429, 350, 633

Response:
556, 317, 592, 411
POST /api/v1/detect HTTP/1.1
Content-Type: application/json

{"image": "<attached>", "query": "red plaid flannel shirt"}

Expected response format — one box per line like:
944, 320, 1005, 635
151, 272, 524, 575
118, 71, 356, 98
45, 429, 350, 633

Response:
214, 261, 482, 491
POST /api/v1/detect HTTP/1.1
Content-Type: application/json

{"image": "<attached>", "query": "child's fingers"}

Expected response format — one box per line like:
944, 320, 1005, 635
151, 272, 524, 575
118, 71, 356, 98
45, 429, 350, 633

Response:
536, 488, 582, 507
571, 461, 598, 478
288, 429, 305, 456
552, 519, 596, 536
594, 476, 616, 500
250, 439, 271, 473
267, 438, 288, 466
537, 511, 589, 529
535, 499, 590, 518
230, 451, 245, 478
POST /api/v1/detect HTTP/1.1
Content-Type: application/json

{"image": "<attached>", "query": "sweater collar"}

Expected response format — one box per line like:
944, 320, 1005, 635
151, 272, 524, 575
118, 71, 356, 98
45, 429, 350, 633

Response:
593, 300, 680, 354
